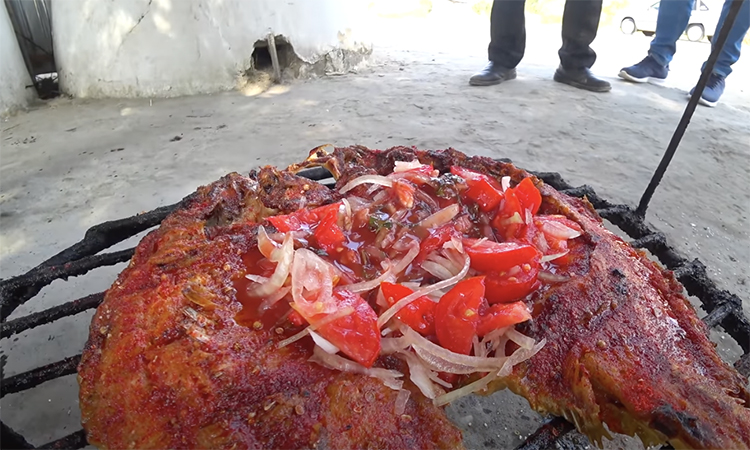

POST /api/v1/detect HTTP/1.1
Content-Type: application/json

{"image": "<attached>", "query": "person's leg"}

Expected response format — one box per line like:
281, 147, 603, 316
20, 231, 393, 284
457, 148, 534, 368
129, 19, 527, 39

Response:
488, 0, 526, 67
690, 0, 750, 106
648, 0, 695, 67
470, 0, 524, 86
558, 0, 602, 70
620, 0, 693, 83
704, 0, 750, 77
553, 0, 611, 92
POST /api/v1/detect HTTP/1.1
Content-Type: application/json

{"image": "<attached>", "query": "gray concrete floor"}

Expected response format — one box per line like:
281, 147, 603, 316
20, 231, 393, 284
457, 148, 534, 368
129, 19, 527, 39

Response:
1, 5, 749, 449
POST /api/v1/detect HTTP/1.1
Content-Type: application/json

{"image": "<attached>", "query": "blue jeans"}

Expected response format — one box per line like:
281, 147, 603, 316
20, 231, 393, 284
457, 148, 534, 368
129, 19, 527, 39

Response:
649, 0, 750, 77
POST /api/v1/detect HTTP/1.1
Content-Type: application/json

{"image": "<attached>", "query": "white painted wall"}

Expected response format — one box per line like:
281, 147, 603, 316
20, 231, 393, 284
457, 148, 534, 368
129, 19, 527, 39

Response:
0, 1, 35, 116
52, 0, 372, 98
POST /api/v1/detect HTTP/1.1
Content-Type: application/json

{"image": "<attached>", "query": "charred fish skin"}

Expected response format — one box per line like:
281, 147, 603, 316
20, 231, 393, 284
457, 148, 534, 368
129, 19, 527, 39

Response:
78, 147, 749, 450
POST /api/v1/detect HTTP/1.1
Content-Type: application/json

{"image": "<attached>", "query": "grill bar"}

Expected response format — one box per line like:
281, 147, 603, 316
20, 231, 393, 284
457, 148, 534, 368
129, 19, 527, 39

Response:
0, 202, 180, 320
1, 292, 105, 339
0, 249, 134, 321
1, 354, 81, 398
38, 430, 88, 450
1, 422, 34, 449
515, 417, 575, 450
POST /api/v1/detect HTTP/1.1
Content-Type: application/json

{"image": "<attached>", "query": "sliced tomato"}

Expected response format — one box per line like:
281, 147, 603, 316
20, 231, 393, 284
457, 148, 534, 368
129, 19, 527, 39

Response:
416, 224, 459, 262
463, 239, 540, 273
491, 189, 525, 240
476, 301, 532, 337
465, 178, 504, 212
314, 206, 346, 254
309, 289, 381, 368
513, 177, 542, 215
392, 179, 417, 208
484, 260, 540, 304
380, 282, 435, 336
267, 202, 341, 233
435, 277, 485, 355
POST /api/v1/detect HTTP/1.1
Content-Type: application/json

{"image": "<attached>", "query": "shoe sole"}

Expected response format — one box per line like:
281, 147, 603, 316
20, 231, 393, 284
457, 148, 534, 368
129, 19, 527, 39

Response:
688, 92, 718, 107
469, 71, 517, 86
553, 72, 611, 93
618, 70, 667, 86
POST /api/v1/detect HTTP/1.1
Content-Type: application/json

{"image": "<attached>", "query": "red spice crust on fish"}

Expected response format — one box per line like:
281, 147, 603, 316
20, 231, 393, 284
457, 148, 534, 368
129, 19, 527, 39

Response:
78, 146, 750, 450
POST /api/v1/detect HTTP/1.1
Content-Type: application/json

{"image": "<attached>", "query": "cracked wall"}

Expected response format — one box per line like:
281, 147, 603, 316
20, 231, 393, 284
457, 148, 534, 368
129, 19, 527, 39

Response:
0, 1, 36, 116
51, 0, 373, 98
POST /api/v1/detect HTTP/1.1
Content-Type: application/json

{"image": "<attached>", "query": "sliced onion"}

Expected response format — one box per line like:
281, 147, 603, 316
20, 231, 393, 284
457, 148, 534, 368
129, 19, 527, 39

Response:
434, 370, 499, 407
399, 351, 445, 400
473, 334, 487, 358
390, 242, 419, 277
505, 328, 535, 350
395, 389, 411, 415
427, 370, 453, 388
541, 221, 582, 240
309, 346, 404, 390
258, 286, 291, 312
247, 233, 294, 298
291, 248, 337, 316
343, 265, 393, 294
421, 260, 455, 280
538, 271, 570, 283
497, 338, 546, 377
501, 176, 511, 192
309, 330, 340, 354
401, 326, 506, 374
257, 226, 280, 259
417, 204, 459, 229
341, 199, 353, 231
378, 254, 470, 328
400, 282, 421, 291
340, 174, 393, 194
381, 336, 410, 355
393, 160, 424, 172
540, 250, 569, 263
245, 274, 269, 283
413, 188, 440, 212
277, 306, 355, 348
346, 196, 370, 213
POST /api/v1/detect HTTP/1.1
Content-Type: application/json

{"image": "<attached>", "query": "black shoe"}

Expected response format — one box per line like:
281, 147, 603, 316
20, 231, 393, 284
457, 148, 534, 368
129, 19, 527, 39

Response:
553, 66, 611, 92
469, 62, 517, 86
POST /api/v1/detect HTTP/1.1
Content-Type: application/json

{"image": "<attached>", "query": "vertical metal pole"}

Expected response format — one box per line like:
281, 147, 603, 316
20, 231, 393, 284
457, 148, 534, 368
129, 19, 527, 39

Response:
267, 33, 282, 83
636, 0, 746, 217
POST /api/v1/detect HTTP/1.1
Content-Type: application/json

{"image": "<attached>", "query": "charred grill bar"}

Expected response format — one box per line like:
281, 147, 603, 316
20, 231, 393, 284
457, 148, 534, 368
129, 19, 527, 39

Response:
1, 164, 748, 450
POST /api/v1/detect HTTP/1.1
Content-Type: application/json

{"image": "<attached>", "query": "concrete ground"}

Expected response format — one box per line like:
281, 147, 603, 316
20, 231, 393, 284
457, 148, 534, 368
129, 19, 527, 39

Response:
1, 3, 748, 448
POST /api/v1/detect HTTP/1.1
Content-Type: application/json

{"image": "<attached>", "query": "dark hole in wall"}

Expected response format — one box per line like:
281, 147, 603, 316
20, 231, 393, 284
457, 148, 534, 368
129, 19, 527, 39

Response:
251, 36, 297, 72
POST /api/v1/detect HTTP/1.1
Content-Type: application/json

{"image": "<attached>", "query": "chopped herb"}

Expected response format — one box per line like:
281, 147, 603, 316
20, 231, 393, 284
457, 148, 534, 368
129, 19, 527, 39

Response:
368, 215, 393, 232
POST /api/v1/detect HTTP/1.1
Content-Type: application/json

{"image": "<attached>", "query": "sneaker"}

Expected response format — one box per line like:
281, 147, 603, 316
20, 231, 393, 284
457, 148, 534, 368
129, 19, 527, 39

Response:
618, 55, 668, 85
689, 73, 725, 107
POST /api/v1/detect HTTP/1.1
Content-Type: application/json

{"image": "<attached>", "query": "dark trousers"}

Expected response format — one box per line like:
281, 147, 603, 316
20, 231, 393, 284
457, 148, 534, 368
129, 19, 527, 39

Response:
489, 0, 603, 70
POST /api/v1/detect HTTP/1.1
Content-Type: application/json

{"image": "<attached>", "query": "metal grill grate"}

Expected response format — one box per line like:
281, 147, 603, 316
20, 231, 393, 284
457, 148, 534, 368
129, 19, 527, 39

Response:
1, 164, 748, 449
1, 2, 747, 446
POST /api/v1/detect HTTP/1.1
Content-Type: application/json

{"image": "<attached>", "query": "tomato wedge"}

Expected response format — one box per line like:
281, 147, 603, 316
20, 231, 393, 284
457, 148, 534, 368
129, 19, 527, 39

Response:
314, 206, 346, 254
484, 260, 540, 304
492, 189, 525, 240
435, 277, 485, 355
450, 166, 502, 190
476, 302, 532, 337
380, 282, 435, 336
268, 202, 342, 233
513, 177, 542, 215
465, 178, 503, 212
416, 224, 459, 262
463, 239, 540, 273
307, 289, 381, 368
